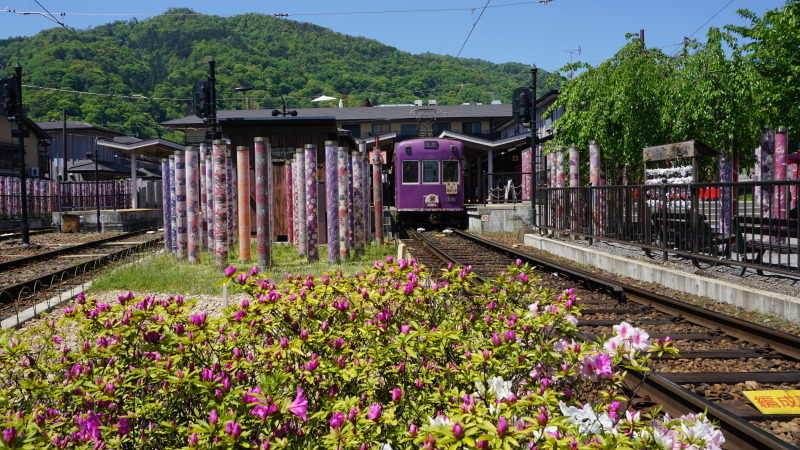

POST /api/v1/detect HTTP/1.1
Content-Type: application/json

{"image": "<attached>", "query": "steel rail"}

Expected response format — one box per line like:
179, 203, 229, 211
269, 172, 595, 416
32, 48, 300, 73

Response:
412, 229, 799, 450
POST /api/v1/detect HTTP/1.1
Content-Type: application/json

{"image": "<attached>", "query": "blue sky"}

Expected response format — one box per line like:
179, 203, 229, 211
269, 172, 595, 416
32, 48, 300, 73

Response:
0, 1, 787, 73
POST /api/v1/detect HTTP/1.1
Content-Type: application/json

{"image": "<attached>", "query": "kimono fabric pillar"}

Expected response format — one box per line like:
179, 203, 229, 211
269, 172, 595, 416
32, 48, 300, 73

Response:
169, 155, 177, 255
212, 140, 229, 266
338, 146, 351, 259
237, 146, 251, 264
227, 150, 236, 250
205, 146, 215, 251
760, 127, 775, 216
325, 141, 339, 264
305, 144, 319, 263
352, 144, 364, 254
774, 128, 788, 219
347, 151, 355, 253
294, 148, 307, 256
186, 146, 200, 264
569, 147, 579, 234
161, 158, 171, 252
285, 163, 294, 246
290, 153, 299, 253
372, 147, 384, 244
589, 141, 600, 237
175, 150, 187, 260
361, 151, 371, 245
598, 148, 607, 238
254, 137, 271, 270
556, 149, 566, 230
198, 143, 208, 251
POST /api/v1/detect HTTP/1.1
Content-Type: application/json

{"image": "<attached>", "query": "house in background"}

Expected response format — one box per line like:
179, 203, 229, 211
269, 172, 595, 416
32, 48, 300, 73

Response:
36, 121, 130, 182
0, 117, 51, 178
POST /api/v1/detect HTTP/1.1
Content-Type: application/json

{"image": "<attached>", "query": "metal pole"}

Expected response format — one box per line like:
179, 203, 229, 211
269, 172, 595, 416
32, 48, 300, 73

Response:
14, 64, 30, 245
529, 65, 539, 229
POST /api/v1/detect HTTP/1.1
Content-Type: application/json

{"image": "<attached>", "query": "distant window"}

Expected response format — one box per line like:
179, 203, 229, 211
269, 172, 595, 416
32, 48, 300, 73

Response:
402, 160, 419, 184
342, 124, 361, 137
400, 124, 418, 137
422, 160, 439, 183
371, 123, 390, 136
432, 122, 451, 135
443, 160, 459, 183
462, 122, 482, 135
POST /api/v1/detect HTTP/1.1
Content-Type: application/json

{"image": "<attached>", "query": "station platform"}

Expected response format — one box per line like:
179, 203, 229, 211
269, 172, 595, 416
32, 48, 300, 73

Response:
466, 203, 532, 233
53, 209, 162, 233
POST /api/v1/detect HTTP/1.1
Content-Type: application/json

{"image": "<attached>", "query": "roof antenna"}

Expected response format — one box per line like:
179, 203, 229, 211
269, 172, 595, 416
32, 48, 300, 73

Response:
560, 46, 581, 78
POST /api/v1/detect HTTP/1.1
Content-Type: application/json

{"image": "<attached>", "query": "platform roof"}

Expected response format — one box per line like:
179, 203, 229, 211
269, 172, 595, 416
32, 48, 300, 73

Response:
96, 137, 185, 160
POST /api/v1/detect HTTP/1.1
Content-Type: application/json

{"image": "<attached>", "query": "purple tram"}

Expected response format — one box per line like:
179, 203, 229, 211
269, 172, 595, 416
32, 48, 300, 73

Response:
394, 138, 465, 227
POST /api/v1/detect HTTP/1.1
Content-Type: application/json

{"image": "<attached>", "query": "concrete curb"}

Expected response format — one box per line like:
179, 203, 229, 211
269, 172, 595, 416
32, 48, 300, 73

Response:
523, 233, 800, 323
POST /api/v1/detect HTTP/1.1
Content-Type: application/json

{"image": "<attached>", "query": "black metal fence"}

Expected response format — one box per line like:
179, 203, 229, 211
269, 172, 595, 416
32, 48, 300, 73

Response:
0, 176, 131, 219
536, 180, 799, 277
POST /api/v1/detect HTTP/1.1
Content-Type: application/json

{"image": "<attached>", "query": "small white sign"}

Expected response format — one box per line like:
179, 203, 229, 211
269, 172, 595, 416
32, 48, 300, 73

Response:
481, 214, 489, 222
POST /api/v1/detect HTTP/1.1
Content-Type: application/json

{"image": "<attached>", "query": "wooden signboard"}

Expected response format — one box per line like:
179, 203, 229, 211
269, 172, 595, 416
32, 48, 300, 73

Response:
643, 140, 717, 163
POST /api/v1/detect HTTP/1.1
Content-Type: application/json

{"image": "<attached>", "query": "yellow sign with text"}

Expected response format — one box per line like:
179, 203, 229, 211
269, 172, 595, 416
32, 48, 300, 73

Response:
743, 390, 800, 414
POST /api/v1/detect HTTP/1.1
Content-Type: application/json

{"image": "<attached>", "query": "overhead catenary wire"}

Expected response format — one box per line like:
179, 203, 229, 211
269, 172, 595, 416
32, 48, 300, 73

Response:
456, 1, 492, 59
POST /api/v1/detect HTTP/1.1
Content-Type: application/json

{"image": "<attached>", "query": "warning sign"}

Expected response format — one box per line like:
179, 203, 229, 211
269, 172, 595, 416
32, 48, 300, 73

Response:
743, 390, 800, 414
481, 215, 489, 222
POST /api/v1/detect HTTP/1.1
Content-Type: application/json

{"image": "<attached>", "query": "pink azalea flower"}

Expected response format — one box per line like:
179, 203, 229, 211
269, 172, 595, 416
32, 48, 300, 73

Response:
287, 387, 308, 421
209, 409, 219, 424
367, 403, 382, 421
391, 388, 403, 402
224, 266, 237, 277
329, 412, 345, 430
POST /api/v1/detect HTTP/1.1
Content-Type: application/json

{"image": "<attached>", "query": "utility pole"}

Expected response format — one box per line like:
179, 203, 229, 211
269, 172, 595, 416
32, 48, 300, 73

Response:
529, 64, 539, 228
15, 64, 30, 246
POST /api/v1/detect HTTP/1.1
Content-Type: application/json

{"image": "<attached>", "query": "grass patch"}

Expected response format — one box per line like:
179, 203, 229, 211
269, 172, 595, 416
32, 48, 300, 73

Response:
90, 241, 397, 295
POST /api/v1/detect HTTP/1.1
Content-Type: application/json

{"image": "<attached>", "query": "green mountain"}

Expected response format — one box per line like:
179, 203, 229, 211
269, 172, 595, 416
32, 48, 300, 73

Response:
0, 8, 560, 140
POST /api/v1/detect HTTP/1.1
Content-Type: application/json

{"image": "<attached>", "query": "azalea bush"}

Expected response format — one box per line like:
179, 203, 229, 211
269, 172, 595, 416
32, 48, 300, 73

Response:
0, 258, 724, 449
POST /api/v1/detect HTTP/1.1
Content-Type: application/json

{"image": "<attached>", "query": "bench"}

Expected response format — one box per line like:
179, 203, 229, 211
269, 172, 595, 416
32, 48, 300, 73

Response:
731, 215, 800, 276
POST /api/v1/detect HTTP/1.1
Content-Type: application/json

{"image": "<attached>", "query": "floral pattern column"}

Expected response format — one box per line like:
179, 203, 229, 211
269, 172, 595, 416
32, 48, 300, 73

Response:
186, 146, 200, 264
325, 141, 339, 264
568, 146, 580, 233
589, 141, 600, 236
161, 158, 171, 252
556, 148, 566, 229
305, 144, 319, 263
338, 146, 351, 259
198, 143, 208, 251
175, 150, 187, 260
352, 144, 364, 254
169, 155, 177, 255
774, 128, 788, 219
362, 151, 371, 244
521, 148, 531, 201
227, 151, 235, 249
206, 147, 214, 252
372, 146, 384, 244
295, 148, 307, 256
213, 139, 229, 266
255, 137, 271, 270
237, 146, 251, 264
285, 162, 294, 246
347, 149, 355, 253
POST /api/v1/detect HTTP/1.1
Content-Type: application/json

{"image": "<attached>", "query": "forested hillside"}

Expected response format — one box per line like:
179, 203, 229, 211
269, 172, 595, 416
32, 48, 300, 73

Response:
0, 8, 561, 140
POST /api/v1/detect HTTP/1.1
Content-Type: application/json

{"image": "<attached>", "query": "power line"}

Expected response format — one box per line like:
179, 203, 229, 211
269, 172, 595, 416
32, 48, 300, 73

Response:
457, 1, 492, 59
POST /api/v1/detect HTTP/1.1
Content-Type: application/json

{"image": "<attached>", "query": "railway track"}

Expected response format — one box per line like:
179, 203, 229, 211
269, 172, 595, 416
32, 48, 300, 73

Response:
401, 228, 800, 449
0, 230, 163, 323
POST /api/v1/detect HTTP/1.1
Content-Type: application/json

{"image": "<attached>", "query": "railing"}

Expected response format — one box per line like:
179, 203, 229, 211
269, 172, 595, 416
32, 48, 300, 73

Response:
481, 171, 530, 204
535, 180, 800, 277
0, 177, 131, 219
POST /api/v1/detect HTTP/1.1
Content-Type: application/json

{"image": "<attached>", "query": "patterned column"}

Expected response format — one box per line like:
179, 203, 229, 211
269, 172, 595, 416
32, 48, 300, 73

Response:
352, 145, 364, 254
255, 138, 271, 270
206, 147, 214, 251
760, 127, 775, 216
186, 146, 200, 264
175, 150, 187, 260
362, 152, 371, 245
719, 153, 733, 234
213, 140, 229, 266
325, 141, 339, 264
161, 158, 171, 252
774, 128, 788, 219
556, 149, 566, 228
198, 143, 208, 250
589, 141, 601, 236
295, 148, 307, 256
569, 147, 579, 232
285, 163, 294, 245
237, 146, 251, 264
338, 146, 351, 259
305, 144, 319, 263
347, 149, 355, 252
227, 152, 236, 249
169, 155, 177, 254
372, 147, 384, 244
521, 148, 532, 200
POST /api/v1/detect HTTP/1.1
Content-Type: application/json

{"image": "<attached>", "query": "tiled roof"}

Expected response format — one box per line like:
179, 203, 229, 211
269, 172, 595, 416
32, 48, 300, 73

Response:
162, 104, 512, 127
35, 121, 125, 136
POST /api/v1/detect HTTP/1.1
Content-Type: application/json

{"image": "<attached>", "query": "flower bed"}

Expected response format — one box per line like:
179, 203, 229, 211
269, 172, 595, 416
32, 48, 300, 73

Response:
0, 258, 723, 449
